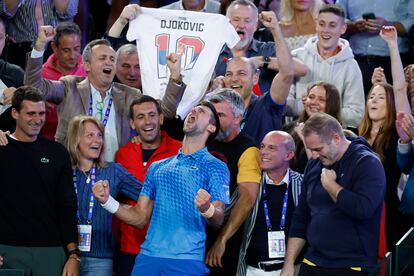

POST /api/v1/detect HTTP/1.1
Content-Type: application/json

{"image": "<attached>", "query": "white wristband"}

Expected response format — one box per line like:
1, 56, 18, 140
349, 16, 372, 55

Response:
101, 195, 120, 214
200, 203, 215, 219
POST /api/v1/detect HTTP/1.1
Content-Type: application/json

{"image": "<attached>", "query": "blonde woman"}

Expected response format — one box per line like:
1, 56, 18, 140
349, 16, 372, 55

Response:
279, 0, 324, 50
66, 115, 142, 276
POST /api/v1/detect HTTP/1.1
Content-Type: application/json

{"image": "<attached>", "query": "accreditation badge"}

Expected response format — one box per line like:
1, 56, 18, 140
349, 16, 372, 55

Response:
78, 224, 92, 252
268, 231, 285, 258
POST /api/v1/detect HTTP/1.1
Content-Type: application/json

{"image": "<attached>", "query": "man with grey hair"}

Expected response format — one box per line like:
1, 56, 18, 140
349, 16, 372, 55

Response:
115, 44, 141, 89
25, 25, 185, 161
281, 113, 385, 276
214, 0, 277, 93
162, 0, 220, 13
206, 88, 261, 275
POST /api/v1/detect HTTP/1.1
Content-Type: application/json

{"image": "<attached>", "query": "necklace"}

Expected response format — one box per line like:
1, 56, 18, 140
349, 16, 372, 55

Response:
82, 170, 93, 184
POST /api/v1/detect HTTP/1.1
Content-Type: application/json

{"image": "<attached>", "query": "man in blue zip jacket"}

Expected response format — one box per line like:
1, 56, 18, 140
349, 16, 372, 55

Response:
281, 113, 385, 276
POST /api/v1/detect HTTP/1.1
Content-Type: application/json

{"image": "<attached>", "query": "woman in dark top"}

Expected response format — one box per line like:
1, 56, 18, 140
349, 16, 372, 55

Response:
283, 81, 343, 173
359, 82, 406, 251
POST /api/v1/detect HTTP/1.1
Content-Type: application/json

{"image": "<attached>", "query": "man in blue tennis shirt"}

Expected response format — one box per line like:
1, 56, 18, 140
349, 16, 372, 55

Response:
93, 101, 230, 275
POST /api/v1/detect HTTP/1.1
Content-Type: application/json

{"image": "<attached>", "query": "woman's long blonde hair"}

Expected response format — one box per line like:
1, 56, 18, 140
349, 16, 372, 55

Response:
280, 0, 324, 23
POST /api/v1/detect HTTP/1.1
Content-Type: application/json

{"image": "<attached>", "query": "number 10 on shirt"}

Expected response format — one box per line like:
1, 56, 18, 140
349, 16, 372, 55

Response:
155, 34, 205, 79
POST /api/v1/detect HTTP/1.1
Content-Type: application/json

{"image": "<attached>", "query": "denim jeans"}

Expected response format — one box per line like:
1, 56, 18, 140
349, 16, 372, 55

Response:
80, 257, 113, 276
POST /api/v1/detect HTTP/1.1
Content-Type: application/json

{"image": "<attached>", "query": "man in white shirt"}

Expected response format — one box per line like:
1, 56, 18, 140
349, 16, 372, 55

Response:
25, 25, 185, 161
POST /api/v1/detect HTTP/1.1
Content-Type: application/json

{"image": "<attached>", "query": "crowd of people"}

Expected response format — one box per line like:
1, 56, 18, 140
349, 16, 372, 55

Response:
0, 0, 414, 276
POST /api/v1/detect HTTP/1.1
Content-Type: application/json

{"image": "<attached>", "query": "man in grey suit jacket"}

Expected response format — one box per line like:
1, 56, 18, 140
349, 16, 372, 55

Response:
25, 25, 185, 161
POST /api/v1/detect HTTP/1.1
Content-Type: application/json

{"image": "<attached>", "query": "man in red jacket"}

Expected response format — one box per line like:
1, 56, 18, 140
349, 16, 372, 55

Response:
114, 95, 181, 276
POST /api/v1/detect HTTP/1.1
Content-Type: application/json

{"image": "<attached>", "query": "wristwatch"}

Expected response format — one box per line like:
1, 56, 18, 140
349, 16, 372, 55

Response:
263, 56, 271, 69
67, 248, 81, 257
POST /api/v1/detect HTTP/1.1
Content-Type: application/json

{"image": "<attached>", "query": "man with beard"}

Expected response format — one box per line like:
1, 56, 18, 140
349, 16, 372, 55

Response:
93, 101, 230, 276
114, 95, 181, 276
280, 113, 385, 276
206, 88, 261, 275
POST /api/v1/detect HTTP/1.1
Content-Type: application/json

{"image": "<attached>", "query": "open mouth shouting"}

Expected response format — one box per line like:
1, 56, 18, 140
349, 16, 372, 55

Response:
102, 68, 112, 75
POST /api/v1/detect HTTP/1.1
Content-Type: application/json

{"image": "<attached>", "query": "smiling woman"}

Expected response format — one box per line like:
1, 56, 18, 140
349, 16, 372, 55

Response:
282, 81, 343, 173
65, 115, 142, 276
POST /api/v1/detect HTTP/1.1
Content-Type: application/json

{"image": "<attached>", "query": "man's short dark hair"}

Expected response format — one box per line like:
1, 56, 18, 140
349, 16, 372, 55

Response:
303, 113, 345, 144
82, 39, 112, 63
197, 101, 220, 143
12, 86, 44, 112
319, 4, 345, 19
129, 95, 162, 119
53, 21, 81, 47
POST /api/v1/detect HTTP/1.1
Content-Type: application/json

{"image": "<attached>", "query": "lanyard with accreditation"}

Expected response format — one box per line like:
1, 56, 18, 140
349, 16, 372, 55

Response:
73, 166, 97, 252
262, 175, 289, 258
88, 91, 113, 127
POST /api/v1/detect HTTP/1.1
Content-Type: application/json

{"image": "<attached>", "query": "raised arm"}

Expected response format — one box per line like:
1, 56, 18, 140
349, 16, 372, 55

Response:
249, 56, 308, 77
260, 11, 294, 104
380, 26, 411, 114
160, 52, 185, 119
24, 26, 67, 103
108, 4, 140, 38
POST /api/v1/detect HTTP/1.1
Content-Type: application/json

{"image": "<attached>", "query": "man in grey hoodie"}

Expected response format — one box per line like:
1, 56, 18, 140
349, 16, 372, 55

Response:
287, 4, 364, 131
